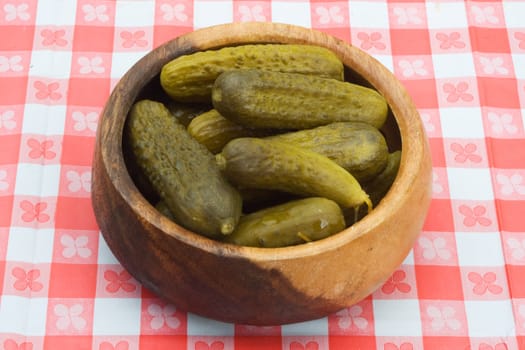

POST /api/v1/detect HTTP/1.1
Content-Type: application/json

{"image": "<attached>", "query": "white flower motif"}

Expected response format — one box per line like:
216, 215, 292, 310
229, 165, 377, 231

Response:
427, 305, 461, 331
479, 56, 508, 75
0, 56, 23, 73
78, 56, 104, 74
419, 236, 451, 260
487, 112, 518, 134
497, 173, 525, 196
393, 7, 422, 25
238, 5, 266, 22
147, 304, 180, 330
61, 234, 92, 259
160, 3, 188, 22
432, 171, 443, 194
316, 5, 344, 24
66, 170, 91, 193
335, 305, 368, 330
420, 113, 435, 133
82, 4, 109, 22
0, 110, 16, 130
54, 304, 87, 330
72, 111, 98, 132
0, 170, 9, 191
507, 238, 525, 261
399, 59, 427, 77
4, 3, 30, 21
471, 5, 499, 24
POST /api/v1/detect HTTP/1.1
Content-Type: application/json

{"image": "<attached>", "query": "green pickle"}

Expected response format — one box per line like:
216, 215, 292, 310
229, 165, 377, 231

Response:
217, 137, 372, 212
223, 197, 346, 248
125, 99, 242, 238
212, 69, 388, 130
266, 122, 389, 182
364, 150, 402, 207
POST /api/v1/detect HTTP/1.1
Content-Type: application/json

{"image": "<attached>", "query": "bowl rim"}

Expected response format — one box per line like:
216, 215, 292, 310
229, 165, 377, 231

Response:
96, 22, 429, 261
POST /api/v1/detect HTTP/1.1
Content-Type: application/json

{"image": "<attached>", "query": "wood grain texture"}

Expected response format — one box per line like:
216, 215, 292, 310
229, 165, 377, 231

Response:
91, 22, 432, 325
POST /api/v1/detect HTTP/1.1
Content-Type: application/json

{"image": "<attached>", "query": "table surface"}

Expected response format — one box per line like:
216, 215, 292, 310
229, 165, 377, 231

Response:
1, 0, 525, 349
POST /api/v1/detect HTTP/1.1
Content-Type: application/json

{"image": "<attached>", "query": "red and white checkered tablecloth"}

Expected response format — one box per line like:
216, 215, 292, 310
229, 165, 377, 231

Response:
1, 0, 525, 349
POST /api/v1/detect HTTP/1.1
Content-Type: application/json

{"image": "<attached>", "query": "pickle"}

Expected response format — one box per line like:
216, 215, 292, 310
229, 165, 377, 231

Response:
160, 44, 344, 102
187, 109, 270, 154
223, 197, 346, 248
125, 99, 242, 238
216, 137, 372, 211
364, 150, 402, 206
212, 69, 388, 130
266, 122, 389, 182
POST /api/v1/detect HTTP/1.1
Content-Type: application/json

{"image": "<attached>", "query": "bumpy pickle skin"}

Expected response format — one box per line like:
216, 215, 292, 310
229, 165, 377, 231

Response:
125, 99, 242, 238
212, 69, 388, 130
364, 150, 402, 207
216, 137, 372, 212
160, 44, 344, 103
223, 197, 346, 248
266, 122, 389, 182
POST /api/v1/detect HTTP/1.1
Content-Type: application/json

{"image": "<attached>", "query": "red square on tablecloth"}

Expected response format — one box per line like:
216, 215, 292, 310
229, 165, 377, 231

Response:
153, 26, 193, 49
139, 335, 187, 349
423, 336, 471, 350
478, 77, 520, 108
329, 335, 376, 350
416, 265, 464, 300
487, 138, 525, 169
0, 77, 28, 105
55, 197, 98, 230
400, 79, 438, 109
43, 336, 92, 350
507, 265, 525, 298
0, 135, 21, 165
390, 29, 431, 55
60, 135, 96, 166
67, 77, 111, 107
235, 336, 282, 350
73, 26, 114, 52
0, 196, 14, 227
469, 27, 510, 53
48, 263, 97, 298
0, 26, 35, 50
428, 138, 446, 167
422, 199, 455, 232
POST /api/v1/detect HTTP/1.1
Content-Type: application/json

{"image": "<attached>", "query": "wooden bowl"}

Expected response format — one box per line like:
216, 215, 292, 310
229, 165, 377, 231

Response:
92, 22, 432, 325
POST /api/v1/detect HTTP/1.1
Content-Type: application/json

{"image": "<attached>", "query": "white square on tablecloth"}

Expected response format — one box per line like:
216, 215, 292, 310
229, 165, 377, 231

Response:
432, 53, 476, 79
512, 54, 525, 79
282, 317, 328, 336
114, 1, 155, 27
447, 168, 494, 201
503, 2, 525, 28
35, 0, 77, 25
193, 1, 233, 29
110, 52, 149, 79
6, 227, 55, 263
425, 2, 469, 29
29, 51, 72, 80
439, 107, 485, 138
97, 232, 120, 265
456, 232, 505, 267
373, 300, 422, 336
349, 2, 389, 29
187, 313, 234, 336
14, 164, 61, 197
92, 298, 142, 335
465, 300, 515, 337
0, 296, 48, 335
22, 104, 66, 135
271, 1, 311, 28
